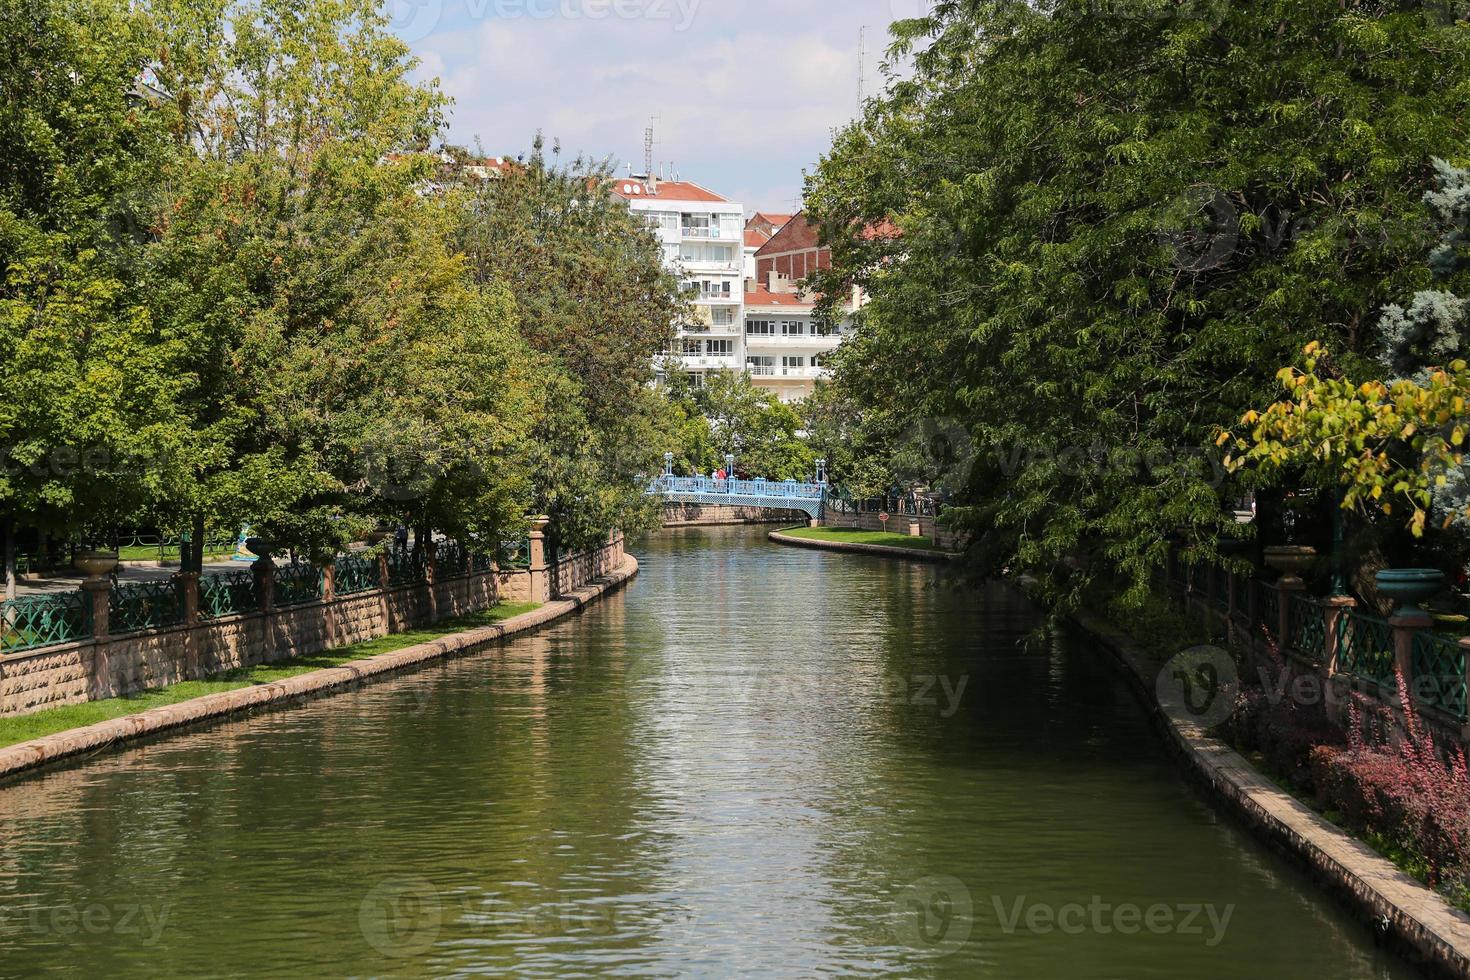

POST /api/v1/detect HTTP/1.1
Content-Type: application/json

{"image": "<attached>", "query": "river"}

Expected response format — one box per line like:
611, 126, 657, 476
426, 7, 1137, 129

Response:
0, 526, 1420, 977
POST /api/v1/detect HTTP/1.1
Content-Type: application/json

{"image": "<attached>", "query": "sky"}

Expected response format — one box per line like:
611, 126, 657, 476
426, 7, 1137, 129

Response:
393, 0, 928, 215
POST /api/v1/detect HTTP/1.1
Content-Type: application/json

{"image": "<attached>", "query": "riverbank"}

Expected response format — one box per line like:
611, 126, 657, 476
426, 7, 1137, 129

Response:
768, 526, 957, 562
0, 554, 638, 785
1070, 605, 1470, 979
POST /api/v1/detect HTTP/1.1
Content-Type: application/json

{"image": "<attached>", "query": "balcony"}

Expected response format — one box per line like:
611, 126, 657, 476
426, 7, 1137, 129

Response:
681, 226, 724, 240
743, 332, 844, 348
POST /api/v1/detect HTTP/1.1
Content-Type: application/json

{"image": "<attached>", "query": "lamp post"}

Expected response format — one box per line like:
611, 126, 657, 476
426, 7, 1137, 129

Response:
663, 451, 674, 479
725, 453, 735, 491
815, 458, 828, 485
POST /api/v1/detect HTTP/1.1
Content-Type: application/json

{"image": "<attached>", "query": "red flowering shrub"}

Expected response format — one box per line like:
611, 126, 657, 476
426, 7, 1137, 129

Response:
1226, 650, 1470, 896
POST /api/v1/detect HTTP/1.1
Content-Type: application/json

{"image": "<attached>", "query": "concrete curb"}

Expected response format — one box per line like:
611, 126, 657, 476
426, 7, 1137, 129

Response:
768, 529, 958, 563
1071, 607, 1470, 979
0, 556, 639, 786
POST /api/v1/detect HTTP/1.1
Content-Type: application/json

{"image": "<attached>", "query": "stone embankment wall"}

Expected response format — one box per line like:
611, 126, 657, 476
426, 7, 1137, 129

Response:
821, 511, 964, 551
0, 532, 625, 717
661, 503, 809, 527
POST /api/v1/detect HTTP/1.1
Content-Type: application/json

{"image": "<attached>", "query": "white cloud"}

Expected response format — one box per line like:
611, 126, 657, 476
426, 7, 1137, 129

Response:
402, 0, 904, 212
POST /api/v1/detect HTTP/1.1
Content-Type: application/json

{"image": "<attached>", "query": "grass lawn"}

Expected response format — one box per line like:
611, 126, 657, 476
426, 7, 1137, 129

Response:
0, 601, 540, 749
778, 526, 951, 553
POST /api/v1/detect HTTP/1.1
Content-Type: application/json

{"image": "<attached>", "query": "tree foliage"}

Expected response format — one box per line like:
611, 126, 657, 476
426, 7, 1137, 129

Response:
806, 0, 1470, 604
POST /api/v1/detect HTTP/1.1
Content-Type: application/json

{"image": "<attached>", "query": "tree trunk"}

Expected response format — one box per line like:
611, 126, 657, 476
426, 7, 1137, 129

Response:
3, 516, 15, 603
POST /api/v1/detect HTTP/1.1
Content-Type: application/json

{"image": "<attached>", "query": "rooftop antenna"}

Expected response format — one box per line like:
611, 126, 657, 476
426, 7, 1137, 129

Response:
857, 26, 867, 113
644, 119, 655, 179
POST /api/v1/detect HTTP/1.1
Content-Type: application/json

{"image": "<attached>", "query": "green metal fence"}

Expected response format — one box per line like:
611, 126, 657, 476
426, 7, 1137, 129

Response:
200, 570, 259, 620
1288, 596, 1327, 664
0, 592, 94, 653
386, 550, 425, 588
273, 563, 323, 607
499, 539, 531, 571
1337, 611, 1397, 687
1411, 632, 1469, 721
435, 541, 469, 579
109, 580, 185, 633
334, 553, 379, 596
1256, 581, 1280, 638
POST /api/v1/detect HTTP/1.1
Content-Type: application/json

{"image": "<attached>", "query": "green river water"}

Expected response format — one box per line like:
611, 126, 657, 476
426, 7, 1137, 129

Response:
0, 527, 1423, 977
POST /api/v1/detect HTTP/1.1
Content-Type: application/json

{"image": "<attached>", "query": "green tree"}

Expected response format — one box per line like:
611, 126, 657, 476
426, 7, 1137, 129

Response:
0, 0, 187, 596
695, 371, 815, 482
453, 141, 686, 550
807, 0, 1470, 605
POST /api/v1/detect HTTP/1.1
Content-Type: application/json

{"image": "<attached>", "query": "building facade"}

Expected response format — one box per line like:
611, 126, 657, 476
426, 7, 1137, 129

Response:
742, 285, 847, 403
610, 177, 746, 386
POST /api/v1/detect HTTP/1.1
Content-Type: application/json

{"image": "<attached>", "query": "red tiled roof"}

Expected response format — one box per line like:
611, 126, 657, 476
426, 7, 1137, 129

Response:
743, 286, 816, 309
745, 228, 771, 248
607, 179, 728, 203
753, 212, 796, 229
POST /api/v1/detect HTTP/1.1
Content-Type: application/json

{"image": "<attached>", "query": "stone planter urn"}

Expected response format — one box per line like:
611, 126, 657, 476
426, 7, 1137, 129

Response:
73, 550, 120, 582
1375, 568, 1446, 620
244, 538, 275, 562
1263, 545, 1316, 589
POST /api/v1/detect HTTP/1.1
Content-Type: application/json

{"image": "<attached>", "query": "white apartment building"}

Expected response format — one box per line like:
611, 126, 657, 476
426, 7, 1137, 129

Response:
743, 279, 851, 403
609, 176, 746, 385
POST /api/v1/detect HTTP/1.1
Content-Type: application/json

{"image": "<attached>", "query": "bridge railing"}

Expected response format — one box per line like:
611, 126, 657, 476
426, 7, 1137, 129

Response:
649, 475, 825, 500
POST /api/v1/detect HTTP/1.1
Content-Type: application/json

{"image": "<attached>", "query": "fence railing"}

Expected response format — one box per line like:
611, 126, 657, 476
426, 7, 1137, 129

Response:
0, 592, 93, 653
200, 570, 260, 621
2, 537, 506, 655
273, 562, 323, 607
110, 580, 185, 633
499, 539, 532, 571
386, 549, 426, 588
1337, 612, 1397, 688
1288, 595, 1327, 665
334, 553, 379, 596
1412, 632, 1469, 721
1165, 554, 1469, 723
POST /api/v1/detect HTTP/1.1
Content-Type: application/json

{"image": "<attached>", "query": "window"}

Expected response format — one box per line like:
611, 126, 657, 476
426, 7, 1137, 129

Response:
682, 213, 714, 238
680, 339, 702, 356
680, 243, 736, 265
782, 320, 806, 336
782, 356, 806, 375
747, 320, 776, 336
706, 339, 734, 357
695, 280, 733, 299
711, 308, 735, 327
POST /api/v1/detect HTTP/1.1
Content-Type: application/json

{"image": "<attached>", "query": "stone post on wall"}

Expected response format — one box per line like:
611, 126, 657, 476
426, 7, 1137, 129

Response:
81, 578, 112, 700
1272, 579, 1302, 654
529, 517, 551, 603
1391, 607, 1431, 702
253, 555, 275, 663
321, 563, 338, 649
173, 570, 201, 676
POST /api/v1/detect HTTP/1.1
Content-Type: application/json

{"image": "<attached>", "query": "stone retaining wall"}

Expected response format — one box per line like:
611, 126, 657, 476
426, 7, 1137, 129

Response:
0, 555, 639, 785
1073, 607, 1470, 980
0, 533, 624, 717
661, 502, 809, 527
821, 511, 964, 551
